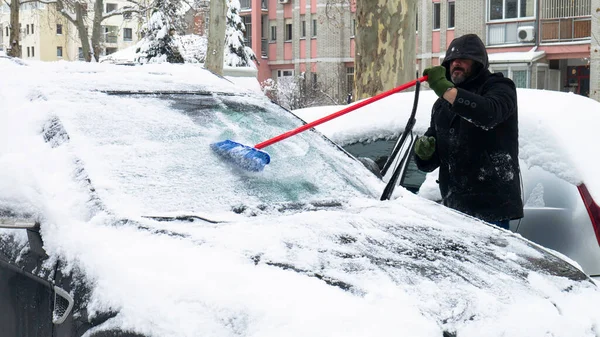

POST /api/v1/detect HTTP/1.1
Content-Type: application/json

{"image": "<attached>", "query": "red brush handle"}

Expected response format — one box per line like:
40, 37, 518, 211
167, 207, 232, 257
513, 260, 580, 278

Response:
254, 76, 428, 150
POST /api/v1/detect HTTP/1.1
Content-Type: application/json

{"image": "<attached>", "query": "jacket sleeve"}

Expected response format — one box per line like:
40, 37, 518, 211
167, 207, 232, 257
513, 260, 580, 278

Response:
451, 78, 517, 130
414, 111, 440, 173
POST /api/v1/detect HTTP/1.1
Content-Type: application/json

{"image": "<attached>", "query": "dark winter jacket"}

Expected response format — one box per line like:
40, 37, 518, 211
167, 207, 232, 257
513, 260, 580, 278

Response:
415, 34, 524, 222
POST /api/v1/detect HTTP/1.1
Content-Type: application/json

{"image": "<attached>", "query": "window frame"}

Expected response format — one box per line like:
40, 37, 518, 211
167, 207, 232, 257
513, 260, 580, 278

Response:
285, 23, 292, 41
56, 46, 63, 58
270, 25, 277, 42
56, 24, 62, 35
123, 28, 133, 41
301, 20, 306, 38
311, 19, 317, 37
448, 1, 455, 29
433, 3, 441, 30
487, 0, 535, 22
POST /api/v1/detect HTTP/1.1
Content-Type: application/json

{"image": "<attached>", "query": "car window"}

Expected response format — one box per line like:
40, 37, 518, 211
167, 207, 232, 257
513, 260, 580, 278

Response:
342, 137, 427, 194
54, 92, 383, 216
399, 150, 428, 193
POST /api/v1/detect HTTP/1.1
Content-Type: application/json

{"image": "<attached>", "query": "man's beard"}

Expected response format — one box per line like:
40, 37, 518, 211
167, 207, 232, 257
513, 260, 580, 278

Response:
451, 67, 470, 84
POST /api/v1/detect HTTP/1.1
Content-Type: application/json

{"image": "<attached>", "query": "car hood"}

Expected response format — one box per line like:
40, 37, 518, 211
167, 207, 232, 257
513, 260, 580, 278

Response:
24, 193, 596, 337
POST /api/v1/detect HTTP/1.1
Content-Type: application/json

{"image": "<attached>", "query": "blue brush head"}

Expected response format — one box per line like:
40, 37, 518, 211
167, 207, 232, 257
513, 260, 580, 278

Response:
210, 140, 271, 172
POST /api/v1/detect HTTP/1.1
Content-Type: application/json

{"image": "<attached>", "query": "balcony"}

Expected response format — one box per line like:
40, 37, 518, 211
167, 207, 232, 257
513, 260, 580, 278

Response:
540, 17, 591, 43
486, 20, 536, 46
104, 35, 118, 44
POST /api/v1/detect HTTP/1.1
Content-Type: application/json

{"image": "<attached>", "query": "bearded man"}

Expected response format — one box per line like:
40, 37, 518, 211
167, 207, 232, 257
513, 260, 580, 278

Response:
414, 34, 524, 230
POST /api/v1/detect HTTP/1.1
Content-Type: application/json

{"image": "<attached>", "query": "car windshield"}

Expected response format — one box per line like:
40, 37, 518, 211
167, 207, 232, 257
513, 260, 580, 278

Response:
55, 92, 383, 217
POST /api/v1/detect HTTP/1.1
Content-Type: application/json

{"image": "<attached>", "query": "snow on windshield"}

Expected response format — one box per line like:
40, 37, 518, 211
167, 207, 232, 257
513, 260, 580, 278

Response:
293, 89, 600, 200
0, 61, 383, 219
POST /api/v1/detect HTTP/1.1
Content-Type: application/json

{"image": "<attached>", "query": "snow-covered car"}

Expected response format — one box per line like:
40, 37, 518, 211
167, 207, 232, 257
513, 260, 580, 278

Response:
294, 87, 600, 281
1, 58, 600, 337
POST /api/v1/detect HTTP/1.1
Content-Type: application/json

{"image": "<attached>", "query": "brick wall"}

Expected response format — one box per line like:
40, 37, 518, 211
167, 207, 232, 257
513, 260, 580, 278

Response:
455, 0, 486, 42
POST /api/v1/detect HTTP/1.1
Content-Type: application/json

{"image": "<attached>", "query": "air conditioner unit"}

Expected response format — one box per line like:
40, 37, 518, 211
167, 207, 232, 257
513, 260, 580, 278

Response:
517, 26, 535, 43
278, 0, 289, 4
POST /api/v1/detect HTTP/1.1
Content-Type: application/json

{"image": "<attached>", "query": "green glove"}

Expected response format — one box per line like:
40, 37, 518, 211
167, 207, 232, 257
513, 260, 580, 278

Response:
414, 136, 436, 160
423, 66, 454, 98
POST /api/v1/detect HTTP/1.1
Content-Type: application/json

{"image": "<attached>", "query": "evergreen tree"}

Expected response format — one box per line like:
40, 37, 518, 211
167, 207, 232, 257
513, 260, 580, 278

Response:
136, 0, 185, 64
225, 0, 256, 67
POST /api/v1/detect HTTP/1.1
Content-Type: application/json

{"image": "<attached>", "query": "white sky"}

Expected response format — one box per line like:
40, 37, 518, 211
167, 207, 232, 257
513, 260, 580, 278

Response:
1, 58, 600, 337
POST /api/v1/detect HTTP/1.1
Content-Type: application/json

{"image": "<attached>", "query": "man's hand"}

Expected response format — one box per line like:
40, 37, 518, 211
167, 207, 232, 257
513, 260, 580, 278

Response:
423, 66, 454, 98
414, 136, 436, 160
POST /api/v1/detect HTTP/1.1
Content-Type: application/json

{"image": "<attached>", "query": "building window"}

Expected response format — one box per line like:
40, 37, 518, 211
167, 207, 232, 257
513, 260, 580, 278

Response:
433, 3, 440, 30
352, 18, 356, 36
448, 2, 455, 28
31, 24, 34, 34
285, 23, 292, 41
123, 11, 132, 19
26, 24, 29, 34
270, 25, 276, 41
31, 46, 34, 57
301, 20, 306, 38
277, 69, 294, 77
312, 19, 317, 37
27, 46, 30, 57
346, 67, 354, 96
56, 24, 62, 35
512, 70, 528, 88
105, 3, 117, 12
311, 72, 317, 87
57, 46, 63, 57
488, 0, 534, 21
78, 47, 84, 60
416, 13, 418, 31
123, 28, 132, 41
5, 27, 8, 36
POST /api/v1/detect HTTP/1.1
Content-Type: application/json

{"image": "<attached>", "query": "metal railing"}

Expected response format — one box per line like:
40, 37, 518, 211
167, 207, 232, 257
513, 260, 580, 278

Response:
540, 17, 591, 42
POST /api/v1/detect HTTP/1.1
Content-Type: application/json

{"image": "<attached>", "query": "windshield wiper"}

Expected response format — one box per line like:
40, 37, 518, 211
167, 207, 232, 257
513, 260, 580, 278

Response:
141, 215, 222, 224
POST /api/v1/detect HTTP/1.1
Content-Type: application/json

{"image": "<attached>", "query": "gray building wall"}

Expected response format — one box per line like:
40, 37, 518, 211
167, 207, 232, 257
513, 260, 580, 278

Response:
315, 1, 353, 102
455, 0, 486, 41
591, 0, 600, 101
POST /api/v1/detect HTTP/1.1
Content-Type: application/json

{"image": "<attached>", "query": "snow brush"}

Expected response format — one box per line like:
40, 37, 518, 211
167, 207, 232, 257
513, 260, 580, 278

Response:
211, 76, 428, 172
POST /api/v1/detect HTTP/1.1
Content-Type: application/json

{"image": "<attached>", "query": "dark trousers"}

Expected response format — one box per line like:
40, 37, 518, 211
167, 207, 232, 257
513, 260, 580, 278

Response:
489, 220, 510, 230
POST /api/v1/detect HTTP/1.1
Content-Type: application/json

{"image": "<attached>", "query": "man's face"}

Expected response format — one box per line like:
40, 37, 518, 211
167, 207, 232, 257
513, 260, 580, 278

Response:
450, 58, 474, 84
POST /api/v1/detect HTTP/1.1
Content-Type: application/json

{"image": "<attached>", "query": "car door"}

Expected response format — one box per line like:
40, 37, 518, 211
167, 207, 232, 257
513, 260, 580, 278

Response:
0, 218, 74, 337
0, 253, 54, 337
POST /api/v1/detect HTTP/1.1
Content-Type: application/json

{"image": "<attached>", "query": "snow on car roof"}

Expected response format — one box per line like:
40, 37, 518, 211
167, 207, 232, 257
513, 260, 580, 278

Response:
1, 59, 600, 337
293, 88, 600, 201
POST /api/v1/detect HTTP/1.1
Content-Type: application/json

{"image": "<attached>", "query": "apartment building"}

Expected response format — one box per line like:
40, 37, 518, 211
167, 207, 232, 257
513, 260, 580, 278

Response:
0, 0, 141, 61
238, 0, 598, 102
238, 0, 356, 100
418, 0, 598, 101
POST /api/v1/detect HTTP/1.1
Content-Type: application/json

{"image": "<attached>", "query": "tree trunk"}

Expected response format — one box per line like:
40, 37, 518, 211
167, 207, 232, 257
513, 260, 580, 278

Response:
355, 0, 416, 99
74, 3, 92, 62
205, 0, 226, 76
90, 0, 104, 61
8, 0, 21, 58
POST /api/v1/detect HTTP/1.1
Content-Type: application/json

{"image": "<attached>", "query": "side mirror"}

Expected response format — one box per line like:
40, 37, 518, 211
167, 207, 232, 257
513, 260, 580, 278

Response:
0, 216, 37, 229
358, 157, 382, 179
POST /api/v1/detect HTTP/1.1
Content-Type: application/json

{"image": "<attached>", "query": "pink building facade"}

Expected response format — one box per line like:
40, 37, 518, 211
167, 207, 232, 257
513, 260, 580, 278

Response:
231, 0, 598, 102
